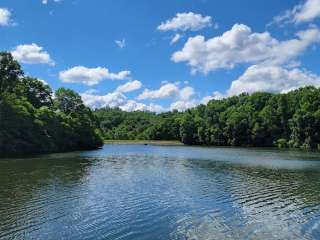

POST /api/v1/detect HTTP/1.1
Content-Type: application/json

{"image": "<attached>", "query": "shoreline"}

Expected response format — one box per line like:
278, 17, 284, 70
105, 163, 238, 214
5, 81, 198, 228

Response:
103, 140, 320, 153
104, 140, 184, 146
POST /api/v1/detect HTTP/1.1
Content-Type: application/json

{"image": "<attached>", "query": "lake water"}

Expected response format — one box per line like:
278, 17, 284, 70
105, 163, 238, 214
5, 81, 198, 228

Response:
1, 145, 320, 240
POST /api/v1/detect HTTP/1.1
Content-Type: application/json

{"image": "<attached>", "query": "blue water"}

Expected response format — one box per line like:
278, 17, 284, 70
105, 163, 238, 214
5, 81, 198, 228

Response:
1, 145, 320, 239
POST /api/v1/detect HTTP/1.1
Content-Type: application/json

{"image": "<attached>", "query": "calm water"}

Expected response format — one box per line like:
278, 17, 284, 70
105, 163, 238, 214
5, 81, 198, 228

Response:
1, 145, 320, 240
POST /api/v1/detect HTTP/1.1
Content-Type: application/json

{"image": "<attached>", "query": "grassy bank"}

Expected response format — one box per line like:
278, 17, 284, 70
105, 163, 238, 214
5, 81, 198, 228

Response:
104, 140, 183, 146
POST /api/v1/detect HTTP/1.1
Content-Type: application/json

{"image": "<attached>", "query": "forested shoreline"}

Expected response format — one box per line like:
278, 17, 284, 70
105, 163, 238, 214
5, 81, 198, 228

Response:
0, 52, 103, 157
1, 51, 320, 157
95, 87, 320, 150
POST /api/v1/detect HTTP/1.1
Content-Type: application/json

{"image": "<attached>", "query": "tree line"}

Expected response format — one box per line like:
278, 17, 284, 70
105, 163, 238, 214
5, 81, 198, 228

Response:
1, 50, 320, 157
95, 87, 320, 150
0, 52, 103, 157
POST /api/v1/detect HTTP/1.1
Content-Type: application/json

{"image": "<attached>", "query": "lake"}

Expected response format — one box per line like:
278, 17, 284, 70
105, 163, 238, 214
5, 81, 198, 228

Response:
1, 145, 320, 239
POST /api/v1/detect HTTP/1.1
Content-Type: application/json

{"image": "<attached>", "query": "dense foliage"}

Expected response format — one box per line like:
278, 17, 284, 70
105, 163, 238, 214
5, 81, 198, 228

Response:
1, 50, 319, 156
95, 87, 320, 150
0, 52, 103, 157
95, 108, 181, 140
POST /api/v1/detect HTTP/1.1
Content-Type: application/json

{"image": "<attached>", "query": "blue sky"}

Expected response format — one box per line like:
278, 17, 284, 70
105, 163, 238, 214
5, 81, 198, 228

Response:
1, 0, 320, 112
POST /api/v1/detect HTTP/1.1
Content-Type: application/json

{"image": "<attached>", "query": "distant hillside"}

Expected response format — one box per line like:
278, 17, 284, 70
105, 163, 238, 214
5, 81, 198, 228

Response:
95, 86, 320, 149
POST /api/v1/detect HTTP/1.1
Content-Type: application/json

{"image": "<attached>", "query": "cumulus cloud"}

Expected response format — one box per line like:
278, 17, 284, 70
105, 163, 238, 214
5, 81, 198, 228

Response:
81, 82, 210, 112
272, 0, 320, 25
137, 83, 179, 100
81, 63, 320, 112
172, 24, 320, 74
115, 39, 126, 48
169, 99, 197, 111
81, 91, 127, 109
12, 44, 54, 65
227, 64, 320, 96
0, 8, 13, 26
116, 80, 142, 93
199, 65, 320, 100
157, 12, 212, 32
59, 66, 131, 85
183, 64, 320, 108
136, 83, 196, 112
81, 91, 164, 112
120, 100, 164, 112
169, 64, 320, 110
137, 83, 195, 100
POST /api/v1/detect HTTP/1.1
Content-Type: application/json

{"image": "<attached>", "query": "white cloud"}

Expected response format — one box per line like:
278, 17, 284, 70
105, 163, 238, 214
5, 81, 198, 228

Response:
42, 0, 62, 4
82, 63, 320, 112
179, 86, 195, 100
59, 66, 131, 86
136, 83, 196, 112
172, 24, 320, 74
81, 91, 127, 109
115, 39, 126, 48
194, 63, 320, 107
201, 91, 224, 104
169, 99, 197, 112
0, 8, 12, 26
12, 44, 54, 65
116, 80, 142, 93
272, 0, 320, 24
157, 12, 212, 32
120, 100, 164, 112
138, 83, 179, 100
170, 64, 320, 110
137, 83, 195, 100
295, 0, 320, 22
81, 83, 206, 112
81, 91, 164, 112
227, 64, 320, 96
170, 34, 182, 45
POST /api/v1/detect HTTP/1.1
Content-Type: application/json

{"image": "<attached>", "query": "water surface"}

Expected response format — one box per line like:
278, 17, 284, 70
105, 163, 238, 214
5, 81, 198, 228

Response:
1, 145, 320, 239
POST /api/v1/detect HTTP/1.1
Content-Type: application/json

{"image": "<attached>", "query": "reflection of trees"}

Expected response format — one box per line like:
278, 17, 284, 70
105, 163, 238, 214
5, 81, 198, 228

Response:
0, 155, 94, 238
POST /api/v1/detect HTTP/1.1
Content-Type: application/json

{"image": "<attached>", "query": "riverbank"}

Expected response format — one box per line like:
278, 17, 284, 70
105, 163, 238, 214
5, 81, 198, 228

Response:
104, 140, 183, 146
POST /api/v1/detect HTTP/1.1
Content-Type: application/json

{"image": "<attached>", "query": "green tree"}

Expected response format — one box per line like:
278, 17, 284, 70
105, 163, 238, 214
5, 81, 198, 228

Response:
0, 52, 23, 94
0, 52, 103, 157
54, 88, 85, 115
17, 77, 53, 108
179, 113, 197, 144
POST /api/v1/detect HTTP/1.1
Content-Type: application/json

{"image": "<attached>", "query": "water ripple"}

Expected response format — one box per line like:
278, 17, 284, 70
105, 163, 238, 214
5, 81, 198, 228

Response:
1, 145, 320, 239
